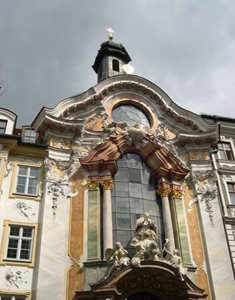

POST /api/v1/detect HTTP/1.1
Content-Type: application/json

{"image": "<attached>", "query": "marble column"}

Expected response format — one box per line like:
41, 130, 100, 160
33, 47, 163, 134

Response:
101, 179, 113, 253
157, 182, 175, 252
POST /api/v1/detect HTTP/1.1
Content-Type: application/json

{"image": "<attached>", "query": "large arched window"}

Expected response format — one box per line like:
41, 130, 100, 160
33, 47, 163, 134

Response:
112, 153, 164, 255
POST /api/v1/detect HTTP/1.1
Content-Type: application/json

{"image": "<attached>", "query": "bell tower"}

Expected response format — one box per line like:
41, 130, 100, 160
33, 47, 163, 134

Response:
92, 28, 132, 83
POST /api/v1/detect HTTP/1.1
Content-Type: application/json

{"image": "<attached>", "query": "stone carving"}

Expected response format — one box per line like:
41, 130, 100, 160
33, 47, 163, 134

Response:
5, 268, 28, 288
104, 242, 130, 278
191, 170, 215, 183
123, 124, 148, 148
16, 201, 36, 219
130, 212, 162, 267
103, 213, 186, 281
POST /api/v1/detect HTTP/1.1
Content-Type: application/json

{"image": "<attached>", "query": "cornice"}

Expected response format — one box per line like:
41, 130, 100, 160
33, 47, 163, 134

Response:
0, 137, 47, 158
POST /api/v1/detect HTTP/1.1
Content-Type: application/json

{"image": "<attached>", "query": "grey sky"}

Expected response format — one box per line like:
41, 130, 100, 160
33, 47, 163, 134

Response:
0, 0, 235, 126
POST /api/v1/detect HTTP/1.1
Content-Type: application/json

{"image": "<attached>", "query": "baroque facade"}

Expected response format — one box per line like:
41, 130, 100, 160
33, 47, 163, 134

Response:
0, 35, 235, 300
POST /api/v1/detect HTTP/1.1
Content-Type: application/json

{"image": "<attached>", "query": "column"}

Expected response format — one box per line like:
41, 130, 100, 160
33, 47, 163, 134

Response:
157, 181, 175, 252
101, 179, 113, 253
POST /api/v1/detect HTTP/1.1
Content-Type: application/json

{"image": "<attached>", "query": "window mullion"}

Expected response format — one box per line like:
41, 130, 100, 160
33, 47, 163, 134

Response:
17, 227, 23, 260
25, 167, 30, 194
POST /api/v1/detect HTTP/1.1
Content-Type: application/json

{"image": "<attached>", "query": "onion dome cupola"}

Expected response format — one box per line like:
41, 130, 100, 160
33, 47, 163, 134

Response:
92, 28, 132, 83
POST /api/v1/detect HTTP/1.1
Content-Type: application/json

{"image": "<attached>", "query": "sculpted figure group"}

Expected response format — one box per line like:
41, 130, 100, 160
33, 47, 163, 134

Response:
105, 212, 186, 281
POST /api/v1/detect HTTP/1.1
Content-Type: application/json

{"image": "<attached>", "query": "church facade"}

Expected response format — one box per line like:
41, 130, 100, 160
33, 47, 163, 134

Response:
0, 35, 235, 300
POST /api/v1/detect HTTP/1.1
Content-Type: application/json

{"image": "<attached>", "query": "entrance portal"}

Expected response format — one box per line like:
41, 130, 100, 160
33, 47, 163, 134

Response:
127, 293, 160, 300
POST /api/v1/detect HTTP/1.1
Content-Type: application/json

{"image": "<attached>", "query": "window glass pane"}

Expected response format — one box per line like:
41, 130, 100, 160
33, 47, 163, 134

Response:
112, 153, 164, 255
18, 177, 27, 185
8, 239, 19, 248
128, 168, 141, 182
28, 178, 38, 187
112, 105, 150, 128
16, 185, 26, 194
7, 248, 17, 258
30, 168, 39, 177
23, 228, 33, 237
18, 166, 28, 175
10, 226, 20, 236
20, 249, 30, 260
27, 187, 37, 195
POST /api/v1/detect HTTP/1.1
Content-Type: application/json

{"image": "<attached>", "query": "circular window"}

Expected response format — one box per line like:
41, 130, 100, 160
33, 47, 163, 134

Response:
112, 104, 150, 128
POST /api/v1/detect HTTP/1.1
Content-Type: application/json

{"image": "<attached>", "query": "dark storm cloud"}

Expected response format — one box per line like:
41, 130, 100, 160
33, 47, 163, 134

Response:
0, 0, 235, 126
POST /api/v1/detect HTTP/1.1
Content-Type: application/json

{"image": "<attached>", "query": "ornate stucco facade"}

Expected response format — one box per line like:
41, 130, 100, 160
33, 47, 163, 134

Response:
0, 37, 235, 300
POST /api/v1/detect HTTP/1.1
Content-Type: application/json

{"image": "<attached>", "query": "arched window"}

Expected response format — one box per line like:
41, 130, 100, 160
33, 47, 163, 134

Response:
112, 59, 120, 72
112, 153, 164, 255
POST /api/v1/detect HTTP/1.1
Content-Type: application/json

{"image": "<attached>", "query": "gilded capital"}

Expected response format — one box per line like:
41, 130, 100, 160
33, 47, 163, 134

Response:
171, 185, 183, 199
87, 179, 99, 191
100, 179, 113, 190
156, 182, 171, 197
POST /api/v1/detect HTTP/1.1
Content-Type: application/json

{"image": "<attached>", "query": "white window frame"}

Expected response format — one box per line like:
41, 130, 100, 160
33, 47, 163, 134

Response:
227, 182, 235, 205
6, 225, 34, 262
0, 295, 27, 300
16, 166, 40, 196
0, 119, 7, 134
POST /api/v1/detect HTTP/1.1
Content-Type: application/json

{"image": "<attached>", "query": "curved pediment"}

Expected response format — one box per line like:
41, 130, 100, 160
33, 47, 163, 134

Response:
76, 262, 206, 300
32, 75, 217, 147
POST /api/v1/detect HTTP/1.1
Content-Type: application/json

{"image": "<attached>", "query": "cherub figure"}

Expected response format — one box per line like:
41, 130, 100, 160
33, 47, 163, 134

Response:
104, 242, 130, 279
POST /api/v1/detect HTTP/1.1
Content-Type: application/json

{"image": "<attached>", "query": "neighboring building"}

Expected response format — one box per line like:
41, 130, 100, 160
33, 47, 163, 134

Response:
0, 35, 235, 300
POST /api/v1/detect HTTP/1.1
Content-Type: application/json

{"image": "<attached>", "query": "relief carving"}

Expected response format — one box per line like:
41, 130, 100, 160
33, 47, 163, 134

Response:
5, 268, 28, 288
44, 158, 78, 215
190, 170, 217, 224
16, 201, 36, 219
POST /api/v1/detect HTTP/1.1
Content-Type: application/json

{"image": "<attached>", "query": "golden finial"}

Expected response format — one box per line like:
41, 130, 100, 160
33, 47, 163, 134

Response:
106, 27, 114, 40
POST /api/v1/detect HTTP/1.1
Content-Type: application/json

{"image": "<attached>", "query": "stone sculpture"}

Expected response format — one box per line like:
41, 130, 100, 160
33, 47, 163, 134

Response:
103, 212, 186, 281
104, 242, 130, 279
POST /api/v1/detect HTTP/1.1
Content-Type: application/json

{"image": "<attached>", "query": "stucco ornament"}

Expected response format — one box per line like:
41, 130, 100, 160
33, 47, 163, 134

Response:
190, 170, 217, 224
130, 212, 162, 267
5, 268, 28, 288
123, 124, 148, 148
44, 158, 78, 215
4, 161, 13, 178
104, 242, 130, 279
16, 201, 36, 219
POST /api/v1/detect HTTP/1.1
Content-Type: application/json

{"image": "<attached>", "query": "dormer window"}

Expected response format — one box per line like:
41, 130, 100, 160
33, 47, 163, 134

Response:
112, 59, 120, 72
22, 127, 36, 143
0, 119, 7, 134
